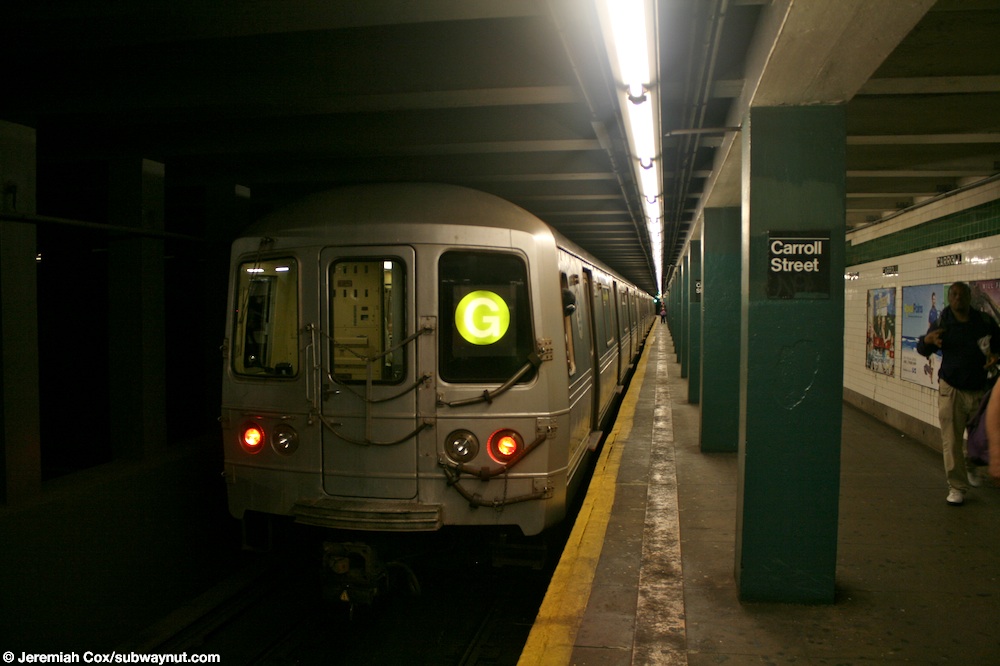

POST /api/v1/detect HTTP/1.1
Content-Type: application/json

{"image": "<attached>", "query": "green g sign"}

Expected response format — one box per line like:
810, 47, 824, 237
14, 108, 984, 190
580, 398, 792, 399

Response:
455, 290, 510, 345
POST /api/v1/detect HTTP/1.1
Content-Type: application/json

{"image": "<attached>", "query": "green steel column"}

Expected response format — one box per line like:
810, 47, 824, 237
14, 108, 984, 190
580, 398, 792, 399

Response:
687, 240, 702, 403
736, 105, 845, 603
0, 121, 41, 503
679, 253, 689, 377
668, 279, 677, 333
673, 281, 679, 330
108, 158, 167, 460
700, 208, 741, 452
663, 286, 671, 329
673, 271, 683, 347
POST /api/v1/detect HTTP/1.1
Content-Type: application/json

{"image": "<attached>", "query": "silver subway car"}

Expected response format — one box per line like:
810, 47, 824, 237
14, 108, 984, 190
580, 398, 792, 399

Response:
221, 183, 653, 543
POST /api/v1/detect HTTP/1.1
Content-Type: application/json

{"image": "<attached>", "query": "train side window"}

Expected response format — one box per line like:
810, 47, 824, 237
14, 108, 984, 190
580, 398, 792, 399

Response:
233, 258, 298, 377
561, 273, 577, 377
439, 251, 534, 383
601, 286, 613, 346
330, 259, 406, 383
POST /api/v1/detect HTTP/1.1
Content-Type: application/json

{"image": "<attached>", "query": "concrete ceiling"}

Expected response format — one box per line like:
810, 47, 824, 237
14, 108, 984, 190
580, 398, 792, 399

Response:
3, 0, 999, 295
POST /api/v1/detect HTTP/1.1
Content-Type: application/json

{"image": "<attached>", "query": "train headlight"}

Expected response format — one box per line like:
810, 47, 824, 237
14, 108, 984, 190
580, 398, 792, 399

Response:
272, 424, 299, 455
445, 429, 479, 463
487, 428, 524, 464
240, 422, 266, 454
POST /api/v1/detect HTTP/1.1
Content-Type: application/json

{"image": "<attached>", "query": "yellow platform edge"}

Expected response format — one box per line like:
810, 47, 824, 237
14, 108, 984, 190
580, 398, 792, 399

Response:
517, 333, 652, 665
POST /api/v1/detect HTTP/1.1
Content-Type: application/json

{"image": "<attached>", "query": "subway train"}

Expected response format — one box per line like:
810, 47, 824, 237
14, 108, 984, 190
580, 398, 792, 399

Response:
220, 183, 653, 593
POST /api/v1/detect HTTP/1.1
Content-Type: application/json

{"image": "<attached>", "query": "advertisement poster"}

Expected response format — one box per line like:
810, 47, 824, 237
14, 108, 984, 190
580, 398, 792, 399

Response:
970, 279, 1000, 325
900, 283, 946, 388
866, 288, 896, 376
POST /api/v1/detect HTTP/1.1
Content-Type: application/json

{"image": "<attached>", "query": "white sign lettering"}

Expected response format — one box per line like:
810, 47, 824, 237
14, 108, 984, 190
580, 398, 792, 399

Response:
767, 232, 831, 299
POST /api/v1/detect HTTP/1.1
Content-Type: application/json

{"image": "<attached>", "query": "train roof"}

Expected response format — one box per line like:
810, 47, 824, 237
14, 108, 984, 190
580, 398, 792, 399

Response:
241, 182, 650, 295
244, 183, 551, 239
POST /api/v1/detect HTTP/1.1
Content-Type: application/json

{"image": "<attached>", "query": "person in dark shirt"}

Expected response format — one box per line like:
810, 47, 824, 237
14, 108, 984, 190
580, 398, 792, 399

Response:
917, 281, 1000, 505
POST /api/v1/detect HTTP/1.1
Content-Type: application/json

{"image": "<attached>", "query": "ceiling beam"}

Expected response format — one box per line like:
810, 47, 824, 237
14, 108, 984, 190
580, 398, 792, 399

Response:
689, 0, 936, 262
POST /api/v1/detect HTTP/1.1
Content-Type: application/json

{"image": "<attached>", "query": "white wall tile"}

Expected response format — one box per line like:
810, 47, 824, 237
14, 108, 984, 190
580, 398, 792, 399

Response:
844, 179, 1000, 428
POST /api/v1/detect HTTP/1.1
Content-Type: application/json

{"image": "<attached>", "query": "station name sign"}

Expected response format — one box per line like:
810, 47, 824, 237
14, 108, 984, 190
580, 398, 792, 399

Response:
767, 231, 831, 299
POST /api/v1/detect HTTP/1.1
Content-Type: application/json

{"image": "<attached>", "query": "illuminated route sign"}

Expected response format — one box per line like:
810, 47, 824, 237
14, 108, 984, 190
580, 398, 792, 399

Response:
455, 290, 510, 345
767, 231, 831, 299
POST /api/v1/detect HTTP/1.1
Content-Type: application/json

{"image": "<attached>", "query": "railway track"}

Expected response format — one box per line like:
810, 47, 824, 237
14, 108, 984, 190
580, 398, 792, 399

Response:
120, 528, 560, 665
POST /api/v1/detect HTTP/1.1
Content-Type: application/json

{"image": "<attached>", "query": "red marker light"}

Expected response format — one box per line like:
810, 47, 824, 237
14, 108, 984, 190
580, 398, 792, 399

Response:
488, 429, 524, 464
497, 435, 518, 457
241, 423, 265, 453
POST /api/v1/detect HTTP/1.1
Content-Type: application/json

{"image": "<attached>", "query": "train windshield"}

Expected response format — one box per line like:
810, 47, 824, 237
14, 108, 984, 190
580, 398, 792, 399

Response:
439, 251, 534, 383
232, 257, 298, 377
330, 259, 406, 383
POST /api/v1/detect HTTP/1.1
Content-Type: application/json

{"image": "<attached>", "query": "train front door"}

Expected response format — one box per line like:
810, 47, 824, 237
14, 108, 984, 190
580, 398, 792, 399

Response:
320, 247, 421, 499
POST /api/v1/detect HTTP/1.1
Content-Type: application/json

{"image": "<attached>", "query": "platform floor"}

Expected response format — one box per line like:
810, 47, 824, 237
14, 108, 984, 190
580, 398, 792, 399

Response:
521, 326, 1000, 665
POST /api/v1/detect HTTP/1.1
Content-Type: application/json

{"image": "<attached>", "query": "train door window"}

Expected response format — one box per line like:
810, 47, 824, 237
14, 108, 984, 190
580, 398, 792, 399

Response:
330, 259, 406, 383
233, 257, 298, 377
609, 284, 621, 355
561, 272, 577, 377
625, 293, 631, 331
582, 269, 596, 357
601, 285, 613, 346
618, 291, 629, 334
439, 251, 534, 383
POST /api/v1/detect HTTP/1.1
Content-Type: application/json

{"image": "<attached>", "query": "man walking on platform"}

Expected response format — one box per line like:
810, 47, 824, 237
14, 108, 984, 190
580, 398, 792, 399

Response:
918, 281, 1000, 505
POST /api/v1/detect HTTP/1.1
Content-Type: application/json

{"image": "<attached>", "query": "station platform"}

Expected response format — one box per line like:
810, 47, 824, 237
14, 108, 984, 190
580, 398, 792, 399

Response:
520, 326, 1000, 665
4, 324, 998, 660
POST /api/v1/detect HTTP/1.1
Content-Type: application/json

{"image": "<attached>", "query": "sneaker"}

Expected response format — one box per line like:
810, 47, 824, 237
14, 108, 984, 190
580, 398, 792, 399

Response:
968, 468, 983, 488
947, 488, 965, 505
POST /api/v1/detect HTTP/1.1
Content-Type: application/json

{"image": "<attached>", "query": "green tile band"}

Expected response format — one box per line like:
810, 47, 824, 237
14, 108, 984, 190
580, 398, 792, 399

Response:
847, 199, 1000, 266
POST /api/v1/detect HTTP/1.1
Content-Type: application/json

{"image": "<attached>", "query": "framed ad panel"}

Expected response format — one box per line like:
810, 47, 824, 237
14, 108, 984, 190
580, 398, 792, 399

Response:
901, 283, 946, 389
970, 279, 1000, 325
866, 287, 896, 376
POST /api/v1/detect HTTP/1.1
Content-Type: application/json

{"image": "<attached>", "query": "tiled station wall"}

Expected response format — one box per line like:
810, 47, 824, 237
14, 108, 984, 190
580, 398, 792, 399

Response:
844, 179, 1000, 449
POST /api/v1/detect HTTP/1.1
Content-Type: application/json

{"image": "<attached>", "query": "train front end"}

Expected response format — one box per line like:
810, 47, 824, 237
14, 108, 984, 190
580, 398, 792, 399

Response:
220, 186, 577, 547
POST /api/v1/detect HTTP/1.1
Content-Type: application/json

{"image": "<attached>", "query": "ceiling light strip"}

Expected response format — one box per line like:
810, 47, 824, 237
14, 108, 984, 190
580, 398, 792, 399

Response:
597, 0, 663, 294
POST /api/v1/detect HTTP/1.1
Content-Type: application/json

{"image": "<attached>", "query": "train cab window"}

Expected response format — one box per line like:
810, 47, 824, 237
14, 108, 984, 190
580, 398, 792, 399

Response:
233, 258, 298, 377
439, 251, 534, 383
330, 259, 406, 383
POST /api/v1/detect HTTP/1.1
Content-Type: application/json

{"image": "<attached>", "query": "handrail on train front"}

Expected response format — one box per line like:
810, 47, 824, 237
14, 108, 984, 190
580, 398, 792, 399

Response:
313, 325, 433, 446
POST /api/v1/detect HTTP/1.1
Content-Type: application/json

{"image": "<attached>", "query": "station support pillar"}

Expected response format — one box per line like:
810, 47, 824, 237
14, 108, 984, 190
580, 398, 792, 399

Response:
679, 252, 689, 377
0, 121, 41, 504
700, 207, 741, 452
668, 276, 678, 336
671, 269, 683, 354
736, 105, 845, 603
687, 240, 701, 403
108, 159, 166, 460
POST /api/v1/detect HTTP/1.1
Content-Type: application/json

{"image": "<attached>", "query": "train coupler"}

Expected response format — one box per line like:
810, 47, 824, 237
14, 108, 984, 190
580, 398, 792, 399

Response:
321, 541, 388, 609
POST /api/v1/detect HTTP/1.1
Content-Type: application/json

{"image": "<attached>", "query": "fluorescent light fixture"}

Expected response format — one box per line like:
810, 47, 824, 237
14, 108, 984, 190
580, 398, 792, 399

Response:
639, 161, 659, 201
643, 197, 660, 225
626, 96, 656, 163
246, 268, 264, 273
605, 0, 650, 95
598, 0, 662, 292
275, 266, 290, 272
